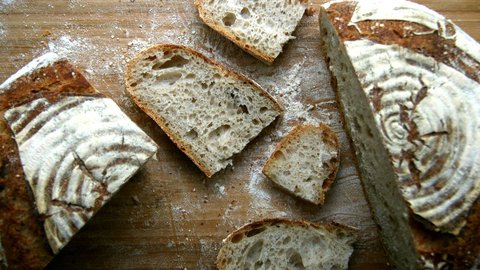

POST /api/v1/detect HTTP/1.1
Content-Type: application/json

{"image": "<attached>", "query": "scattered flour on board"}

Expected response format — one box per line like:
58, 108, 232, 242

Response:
0, 0, 16, 10
0, 22, 5, 41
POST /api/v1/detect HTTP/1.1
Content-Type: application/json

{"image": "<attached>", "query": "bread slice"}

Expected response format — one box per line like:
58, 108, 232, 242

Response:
263, 124, 340, 205
216, 219, 356, 270
195, 0, 307, 64
0, 53, 158, 269
320, 0, 480, 268
125, 44, 282, 177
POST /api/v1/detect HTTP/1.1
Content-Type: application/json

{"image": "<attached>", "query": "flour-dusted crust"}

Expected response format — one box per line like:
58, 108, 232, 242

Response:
194, 0, 307, 65
263, 124, 340, 205
216, 218, 357, 270
320, 0, 480, 268
0, 53, 158, 269
125, 44, 283, 177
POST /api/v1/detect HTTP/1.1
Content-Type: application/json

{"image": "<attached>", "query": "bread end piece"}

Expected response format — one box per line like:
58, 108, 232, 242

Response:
263, 124, 340, 205
216, 218, 357, 270
194, 0, 307, 65
125, 44, 282, 177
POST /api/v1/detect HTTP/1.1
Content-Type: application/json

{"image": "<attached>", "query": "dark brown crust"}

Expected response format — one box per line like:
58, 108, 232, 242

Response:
194, 0, 306, 65
125, 44, 283, 178
262, 123, 340, 205
216, 218, 357, 270
0, 59, 100, 269
322, 1, 480, 268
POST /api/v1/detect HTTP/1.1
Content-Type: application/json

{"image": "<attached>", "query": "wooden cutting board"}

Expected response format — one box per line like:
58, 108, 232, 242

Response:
0, 1, 478, 269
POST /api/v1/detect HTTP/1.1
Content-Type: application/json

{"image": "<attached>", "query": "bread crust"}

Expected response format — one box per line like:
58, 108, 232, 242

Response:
320, 1, 480, 268
262, 124, 340, 205
216, 218, 357, 270
0, 60, 100, 269
125, 44, 283, 177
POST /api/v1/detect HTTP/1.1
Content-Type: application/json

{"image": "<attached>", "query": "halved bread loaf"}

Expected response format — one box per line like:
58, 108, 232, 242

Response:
195, 0, 307, 64
0, 53, 158, 269
263, 124, 340, 205
216, 219, 356, 270
125, 44, 282, 177
320, 0, 480, 268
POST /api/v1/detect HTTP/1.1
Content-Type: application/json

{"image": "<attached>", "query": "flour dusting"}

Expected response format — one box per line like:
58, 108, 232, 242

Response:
0, 22, 5, 41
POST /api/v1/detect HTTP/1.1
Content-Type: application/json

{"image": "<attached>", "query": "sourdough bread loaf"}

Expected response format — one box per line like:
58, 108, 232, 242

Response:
320, 0, 480, 268
195, 0, 307, 64
216, 219, 356, 270
0, 53, 158, 269
263, 124, 340, 205
125, 44, 282, 177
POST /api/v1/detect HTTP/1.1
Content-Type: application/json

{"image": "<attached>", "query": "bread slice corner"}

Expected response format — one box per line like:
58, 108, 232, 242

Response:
125, 44, 283, 177
263, 123, 340, 205
216, 218, 357, 270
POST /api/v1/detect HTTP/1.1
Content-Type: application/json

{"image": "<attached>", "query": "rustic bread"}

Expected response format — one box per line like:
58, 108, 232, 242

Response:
194, 0, 307, 64
216, 219, 356, 270
262, 124, 340, 205
125, 44, 282, 177
320, 0, 480, 268
0, 53, 158, 269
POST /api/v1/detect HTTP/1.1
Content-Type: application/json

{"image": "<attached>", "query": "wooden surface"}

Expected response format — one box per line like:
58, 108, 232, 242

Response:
0, 0, 478, 269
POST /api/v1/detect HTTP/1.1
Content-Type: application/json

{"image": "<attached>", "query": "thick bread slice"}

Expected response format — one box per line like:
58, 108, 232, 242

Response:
320, 0, 480, 268
195, 0, 307, 64
216, 219, 356, 270
262, 124, 340, 205
0, 53, 158, 269
125, 44, 282, 177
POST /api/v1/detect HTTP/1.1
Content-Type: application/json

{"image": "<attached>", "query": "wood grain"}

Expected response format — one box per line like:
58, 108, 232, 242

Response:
0, 1, 478, 269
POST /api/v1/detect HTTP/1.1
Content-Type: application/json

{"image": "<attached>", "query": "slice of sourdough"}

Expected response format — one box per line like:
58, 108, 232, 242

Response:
263, 124, 340, 205
195, 0, 307, 64
320, 0, 480, 268
125, 44, 282, 177
217, 219, 356, 270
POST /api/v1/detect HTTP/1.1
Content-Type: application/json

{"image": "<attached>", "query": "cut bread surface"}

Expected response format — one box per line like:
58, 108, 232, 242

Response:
263, 124, 340, 205
195, 0, 307, 64
320, 0, 480, 268
125, 44, 282, 177
217, 219, 356, 270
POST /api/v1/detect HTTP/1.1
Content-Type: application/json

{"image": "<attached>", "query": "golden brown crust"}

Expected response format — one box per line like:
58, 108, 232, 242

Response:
262, 123, 340, 205
216, 218, 357, 270
0, 60, 100, 269
322, 1, 480, 268
125, 44, 283, 177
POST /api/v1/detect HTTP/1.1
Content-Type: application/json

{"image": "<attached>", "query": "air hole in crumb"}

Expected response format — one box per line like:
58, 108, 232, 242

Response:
152, 55, 190, 70
201, 83, 208, 89
155, 72, 182, 85
252, 119, 260, 125
240, 7, 251, 19
231, 233, 244, 243
186, 129, 198, 140
145, 55, 157, 61
222, 12, 236, 26
130, 82, 138, 87
213, 73, 221, 79
186, 73, 195, 80
259, 107, 268, 113
246, 226, 266, 237
239, 104, 249, 114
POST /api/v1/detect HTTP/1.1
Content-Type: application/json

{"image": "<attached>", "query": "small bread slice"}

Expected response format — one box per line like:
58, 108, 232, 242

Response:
125, 44, 283, 177
263, 124, 340, 205
195, 0, 307, 64
216, 219, 356, 270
